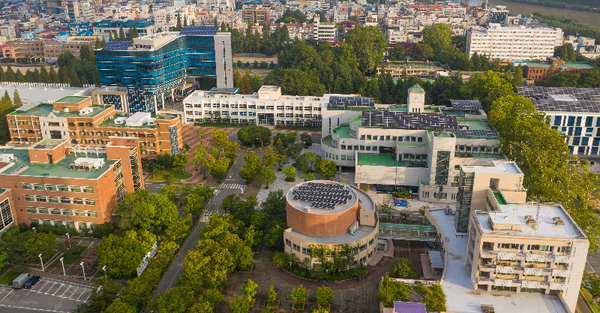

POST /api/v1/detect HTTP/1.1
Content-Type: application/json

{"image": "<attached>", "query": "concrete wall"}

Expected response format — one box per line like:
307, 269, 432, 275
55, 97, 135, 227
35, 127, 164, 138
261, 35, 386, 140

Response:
286, 199, 359, 237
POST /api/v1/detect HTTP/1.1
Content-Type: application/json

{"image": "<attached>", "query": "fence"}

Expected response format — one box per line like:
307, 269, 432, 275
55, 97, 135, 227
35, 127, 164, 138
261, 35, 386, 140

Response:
0, 82, 96, 88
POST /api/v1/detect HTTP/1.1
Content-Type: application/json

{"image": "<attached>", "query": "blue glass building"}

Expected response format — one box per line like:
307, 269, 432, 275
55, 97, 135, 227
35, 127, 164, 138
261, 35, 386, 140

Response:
94, 26, 233, 113
93, 19, 155, 37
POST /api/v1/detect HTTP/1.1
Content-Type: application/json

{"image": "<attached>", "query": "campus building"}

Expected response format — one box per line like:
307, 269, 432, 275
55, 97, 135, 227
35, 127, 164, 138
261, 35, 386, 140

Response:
241, 4, 270, 24
466, 175, 588, 313
520, 57, 594, 81
517, 86, 600, 171
7, 95, 183, 156
466, 23, 563, 61
1, 37, 95, 61
283, 181, 379, 269
93, 19, 155, 38
95, 26, 233, 113
0, 136, 144, 232
320, 84, 505, 204
183, 85, 334, 125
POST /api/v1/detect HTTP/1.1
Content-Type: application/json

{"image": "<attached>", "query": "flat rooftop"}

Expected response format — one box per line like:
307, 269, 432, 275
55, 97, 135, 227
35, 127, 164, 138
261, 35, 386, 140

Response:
55, 96, 88, 103
462, 161, 523, 175
428, 209, 569, 313
475, 203, 586, 239
332, 124, 353, 139
9, 104, 110, 118
0, 148, 115, 179
358, 153, 427, 168
0, 85, 86, 105
286, 181, 358, 215
31, 139, 65, 150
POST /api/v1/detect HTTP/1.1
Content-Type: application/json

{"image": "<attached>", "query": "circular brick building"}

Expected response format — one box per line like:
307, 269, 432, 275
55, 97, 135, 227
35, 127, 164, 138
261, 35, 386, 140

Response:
283, 181, 379, 269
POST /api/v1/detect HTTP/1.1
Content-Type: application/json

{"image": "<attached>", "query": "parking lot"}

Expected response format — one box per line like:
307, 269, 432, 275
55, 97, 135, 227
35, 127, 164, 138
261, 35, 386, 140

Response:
0, 277, 92, 313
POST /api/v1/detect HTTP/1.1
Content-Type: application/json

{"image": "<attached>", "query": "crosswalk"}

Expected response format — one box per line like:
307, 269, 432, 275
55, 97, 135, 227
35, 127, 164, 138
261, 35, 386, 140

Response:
199, 209, 228, 223
219, 183, 244, 190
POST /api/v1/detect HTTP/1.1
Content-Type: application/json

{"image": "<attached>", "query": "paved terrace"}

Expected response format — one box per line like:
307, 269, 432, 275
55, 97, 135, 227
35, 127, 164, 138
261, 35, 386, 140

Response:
428, 209, 569, 313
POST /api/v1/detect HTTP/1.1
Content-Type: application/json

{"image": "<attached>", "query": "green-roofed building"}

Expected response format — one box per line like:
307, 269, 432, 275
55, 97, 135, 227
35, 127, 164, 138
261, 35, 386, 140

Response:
522, 57, 594, 80
321, 85, 505, 205
0, 137, 144, 233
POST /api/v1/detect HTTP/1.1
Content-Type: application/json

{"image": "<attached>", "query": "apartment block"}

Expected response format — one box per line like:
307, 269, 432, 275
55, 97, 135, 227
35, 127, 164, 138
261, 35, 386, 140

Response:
241, 5, 270, 24
95, 26, 233, 113
2, 38, 94, 60
320, 85, 504, 205
313, 21, 336, 41
466, 23, 563, 61
466, 190, 588, 313
7, 96, 183, 157
183, 85, 327, 126
63, 0, 94, 22
0, 136, 143, 231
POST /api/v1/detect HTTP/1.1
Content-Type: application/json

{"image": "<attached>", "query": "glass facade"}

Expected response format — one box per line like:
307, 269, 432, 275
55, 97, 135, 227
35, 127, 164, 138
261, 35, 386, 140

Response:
96, 36, 219, 113
455, 171, 475, 233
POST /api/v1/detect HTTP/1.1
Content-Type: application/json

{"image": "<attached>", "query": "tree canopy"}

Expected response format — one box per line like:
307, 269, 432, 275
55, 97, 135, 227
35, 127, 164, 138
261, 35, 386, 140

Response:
344, 26, 388, 73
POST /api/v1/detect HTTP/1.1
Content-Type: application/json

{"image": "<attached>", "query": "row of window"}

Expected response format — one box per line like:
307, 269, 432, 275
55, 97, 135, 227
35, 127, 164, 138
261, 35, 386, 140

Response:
359, 135, 424, 142
26, 206, 97, 217
285, 238, 375, 256
30, 218, 98, 230
21, 183, 93, 193
70, 130, 156, 138
482, 242, 571, 254
24, 195, 96, 205
186, 103, 323, 111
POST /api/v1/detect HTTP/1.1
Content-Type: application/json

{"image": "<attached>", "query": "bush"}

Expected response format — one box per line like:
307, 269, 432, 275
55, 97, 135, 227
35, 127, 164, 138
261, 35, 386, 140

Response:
238, 125, 272, 147
93, 223, 117, 238
377, 273, 412, 307
390, 258, 418, 279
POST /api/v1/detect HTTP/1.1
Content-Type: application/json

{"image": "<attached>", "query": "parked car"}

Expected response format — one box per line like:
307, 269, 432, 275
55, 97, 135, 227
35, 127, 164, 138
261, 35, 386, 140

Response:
12, 273, 30, 289
23, 276, 40, 289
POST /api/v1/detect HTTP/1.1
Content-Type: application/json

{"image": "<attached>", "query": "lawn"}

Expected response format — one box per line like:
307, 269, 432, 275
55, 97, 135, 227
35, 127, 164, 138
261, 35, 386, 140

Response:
147, 169, 193, 182
0, 269, 24, 285
63, 245, 87, 265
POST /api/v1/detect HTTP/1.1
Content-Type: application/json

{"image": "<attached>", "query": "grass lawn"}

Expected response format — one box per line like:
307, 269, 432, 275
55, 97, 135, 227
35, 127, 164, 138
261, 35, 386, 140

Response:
0, 269, 24, 285
63, 245, 87, 265
147, 169, 193, 182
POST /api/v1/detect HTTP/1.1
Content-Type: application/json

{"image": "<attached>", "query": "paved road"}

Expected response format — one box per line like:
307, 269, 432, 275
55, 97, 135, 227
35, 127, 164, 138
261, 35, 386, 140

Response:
154, 134, 249, 295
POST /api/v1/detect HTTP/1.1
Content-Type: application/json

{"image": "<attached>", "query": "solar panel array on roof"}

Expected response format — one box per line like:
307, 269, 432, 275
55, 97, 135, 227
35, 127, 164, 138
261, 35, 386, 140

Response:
102, 40, 133, 51
361, 111, 459, 130
328, 96, 375, 107
517, 86, 600, 100
16, 102, 40, 111
454, 129, 499, 137
179, 26, 220, 36
450, 99, 482, 110
531, 99, 600, 113
292, 182, 351, 210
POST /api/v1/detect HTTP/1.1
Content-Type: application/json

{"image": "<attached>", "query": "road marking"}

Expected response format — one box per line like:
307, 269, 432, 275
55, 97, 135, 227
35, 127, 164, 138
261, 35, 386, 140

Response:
36, 282, 49, 293
0, 303, 68, 313
82, 292, 91, 302
0, 289, 12, 303
68, 287, 79, 299
60, 286, 71, 298
76, 290, 87, 301
44, 283, 57, 294
52, 285, 64, 296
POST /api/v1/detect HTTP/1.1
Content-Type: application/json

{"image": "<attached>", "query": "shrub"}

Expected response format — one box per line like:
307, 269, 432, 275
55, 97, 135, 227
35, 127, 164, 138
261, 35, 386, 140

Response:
238, 125, 272, 147
92, 222, 116, 238
288, 285, 307, 308
316, 286, 334, 306
377, 273, 412, 307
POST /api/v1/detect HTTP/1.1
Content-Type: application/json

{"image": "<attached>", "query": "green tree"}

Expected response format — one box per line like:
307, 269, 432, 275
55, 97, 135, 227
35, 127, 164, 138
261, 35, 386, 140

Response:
315, 159, 337, 179
229, 296, 252, 313
211, 128, 229, 147
237, 125, 271, 147
240, 151, 263, 183
5, 65, 15, 81
256, 166, 276, 188
388, 45, 406, 61
0, 251, 7, 272
417, 283, 447, 311
79, 45, 90, 60
344, 26, 388, 73
119, 25, 126, 40
377, 273, 412, 307
300, 133, 312, 147
460, 70, 514, 112
390, 258, 418, 279
513, 64, 524, 87
377, 200, 395, 216
295, 152, 321, 173
205, 155, 230, 182
74, 277, 122, 313
114, 190, 179, 234
288, 285, 307, 309
192, 145, 210, 178
264, 222, 286, 251
316, 286, 334, 307
283, 166, 297, 181
96, 231, 154, 278
172, 154, 189, 174
410, 43, 435, 61
12, 88, 22, 108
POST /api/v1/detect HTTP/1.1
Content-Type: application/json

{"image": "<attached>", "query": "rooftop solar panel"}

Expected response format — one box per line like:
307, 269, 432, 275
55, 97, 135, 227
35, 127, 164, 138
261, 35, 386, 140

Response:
450, 99, 482, 110
180, 26, 219, 36
517, 86, 600, 100
102, 40, 133, 51
328, 96, 375, 107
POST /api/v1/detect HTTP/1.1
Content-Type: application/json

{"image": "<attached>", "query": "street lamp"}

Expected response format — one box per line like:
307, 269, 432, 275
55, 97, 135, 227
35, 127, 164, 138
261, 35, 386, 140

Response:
32, 227, 36, 232
59, 257, 66, 276
66, 232, 70, 240
80, 262, 86, 280
102, 265, 107, 278
38, 253, 44, 271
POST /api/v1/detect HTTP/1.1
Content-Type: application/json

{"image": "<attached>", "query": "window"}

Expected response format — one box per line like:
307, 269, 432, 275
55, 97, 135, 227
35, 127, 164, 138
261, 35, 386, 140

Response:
302, 247, 311, 255
88, 211, 97, 218
26, 207, 37, 213
86, 199, 95, 205
34, 184, 44, 190
70, 186, 81, 192
285, 239, 291, 246
50, 208, 61, 215
21, 183, 33, 190
45, 184, 56, 191
58, 185, 69, 192
24, 195, 36, 201
293, 243, 300, 252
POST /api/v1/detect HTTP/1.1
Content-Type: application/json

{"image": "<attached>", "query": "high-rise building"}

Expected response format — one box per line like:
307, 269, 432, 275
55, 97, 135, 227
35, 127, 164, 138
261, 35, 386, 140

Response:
0, 136, 143, 233
466, 23, 563, 61
95, 26, 233, 113
63, 0, 94, 22
7, 96, 183, 157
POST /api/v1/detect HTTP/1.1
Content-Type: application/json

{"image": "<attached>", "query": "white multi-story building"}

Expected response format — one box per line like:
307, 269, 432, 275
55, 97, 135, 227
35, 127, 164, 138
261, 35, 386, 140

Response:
313, 20, 336, 41
63, 0, 94, 22
466, 23, 563, 61
183, 86, 347, 126
517, 86, 600, 171
0, 24, 16, 40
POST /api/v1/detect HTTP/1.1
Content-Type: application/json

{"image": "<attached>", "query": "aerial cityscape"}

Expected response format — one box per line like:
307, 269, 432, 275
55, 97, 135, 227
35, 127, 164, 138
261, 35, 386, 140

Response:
0, 0, 600, 312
